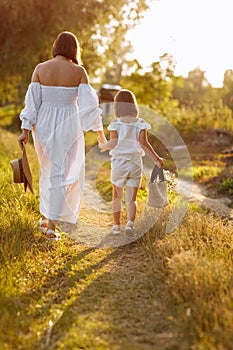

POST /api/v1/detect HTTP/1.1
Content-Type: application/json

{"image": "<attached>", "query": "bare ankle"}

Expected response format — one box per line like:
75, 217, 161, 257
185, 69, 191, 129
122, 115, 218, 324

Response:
48, 219, 56, 231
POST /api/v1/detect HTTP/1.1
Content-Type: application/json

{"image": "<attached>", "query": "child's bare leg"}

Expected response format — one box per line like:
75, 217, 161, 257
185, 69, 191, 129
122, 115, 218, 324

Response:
126, 186, 138, 222
112, 185, 123, 225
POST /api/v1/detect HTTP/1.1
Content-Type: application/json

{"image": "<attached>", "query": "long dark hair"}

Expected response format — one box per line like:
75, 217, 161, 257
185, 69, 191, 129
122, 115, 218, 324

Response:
114, 89, 139, 118
52, 31, 82, 64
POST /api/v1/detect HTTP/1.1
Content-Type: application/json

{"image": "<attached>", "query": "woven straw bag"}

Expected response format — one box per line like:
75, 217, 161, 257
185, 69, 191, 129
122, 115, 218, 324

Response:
146, 164, 168, 208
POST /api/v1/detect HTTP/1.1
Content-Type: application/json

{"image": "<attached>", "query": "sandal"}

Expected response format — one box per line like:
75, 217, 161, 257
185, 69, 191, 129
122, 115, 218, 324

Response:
39, 218, 48, 233
46, 229, 61, 241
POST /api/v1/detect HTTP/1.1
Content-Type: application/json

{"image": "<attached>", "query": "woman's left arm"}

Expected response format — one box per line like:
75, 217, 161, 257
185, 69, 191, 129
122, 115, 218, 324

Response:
97, 130, 107, 143
98, 130, 118, 151
31, 65, 40, 82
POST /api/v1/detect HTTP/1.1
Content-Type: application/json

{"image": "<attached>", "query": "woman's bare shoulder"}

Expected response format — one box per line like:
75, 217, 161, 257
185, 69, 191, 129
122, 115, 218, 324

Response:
31, 59, 89, 84
39, 58, 53, 66
74, 64, 87, 74
75, 65, 89, 83
31, 60, 52, 81
34, 59, 53, 72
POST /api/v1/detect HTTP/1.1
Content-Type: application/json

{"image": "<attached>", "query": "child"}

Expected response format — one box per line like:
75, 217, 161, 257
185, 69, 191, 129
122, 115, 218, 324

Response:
99, 89, 165, 234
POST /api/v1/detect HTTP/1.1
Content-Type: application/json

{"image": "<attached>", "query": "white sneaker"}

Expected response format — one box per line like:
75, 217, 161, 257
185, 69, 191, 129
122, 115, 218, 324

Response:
111, 225, 121, 234
125, 221, 135, 233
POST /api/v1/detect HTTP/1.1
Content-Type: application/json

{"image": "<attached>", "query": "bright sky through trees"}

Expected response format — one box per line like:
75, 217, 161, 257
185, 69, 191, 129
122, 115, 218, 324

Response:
127, 0, 233, 87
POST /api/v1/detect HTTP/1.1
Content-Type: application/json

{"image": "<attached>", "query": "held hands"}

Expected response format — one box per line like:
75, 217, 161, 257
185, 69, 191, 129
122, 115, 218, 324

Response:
97, 132, 107, 144
98, 141, 108, 152
97, 132, 108, 152
18, 130, 29, 150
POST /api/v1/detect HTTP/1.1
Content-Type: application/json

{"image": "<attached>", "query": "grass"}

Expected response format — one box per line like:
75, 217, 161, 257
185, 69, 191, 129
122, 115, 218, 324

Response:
0, 104, 21, 131
166, 104, 233, 132
0, 127, 176, 350
1, 106, 233, 349
219, 178, 233, 195
143, 209, 233, 349
192, 165, 222, 180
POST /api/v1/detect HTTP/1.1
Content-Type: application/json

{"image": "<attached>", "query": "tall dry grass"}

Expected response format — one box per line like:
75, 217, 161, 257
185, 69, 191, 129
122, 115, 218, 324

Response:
143, 207, 233, 349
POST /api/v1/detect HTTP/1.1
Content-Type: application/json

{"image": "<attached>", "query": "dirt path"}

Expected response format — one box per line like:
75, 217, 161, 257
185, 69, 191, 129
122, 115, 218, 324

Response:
64, 175, 233, 253
64, 182, 162, 248
178, 179, 233, 221
38, 242, 177, 350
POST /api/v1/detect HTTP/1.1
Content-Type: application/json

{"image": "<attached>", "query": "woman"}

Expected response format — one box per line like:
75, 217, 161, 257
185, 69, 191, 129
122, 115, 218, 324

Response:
18, 31, 106, 239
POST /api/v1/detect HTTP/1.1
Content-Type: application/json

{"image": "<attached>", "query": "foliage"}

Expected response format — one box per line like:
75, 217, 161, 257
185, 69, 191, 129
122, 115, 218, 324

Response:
222, 69, 233, 111
218, 177, 233, 196
1, 0, 233, 134
0, 0, 151, 86
172, 67, 210, 108
122, 53, 178, 115
120, 56, 233, 131
192, 165, 221, 180
0, 104, 21, 129
165, 102, 233, 132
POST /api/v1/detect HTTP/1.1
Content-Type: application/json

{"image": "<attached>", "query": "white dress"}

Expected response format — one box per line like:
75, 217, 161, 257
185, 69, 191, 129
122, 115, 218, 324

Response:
20, 82, 103, 224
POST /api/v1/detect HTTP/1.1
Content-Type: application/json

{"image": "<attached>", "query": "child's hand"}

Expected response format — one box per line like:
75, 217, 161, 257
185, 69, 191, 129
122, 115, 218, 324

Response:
157, 157, 166, 168
98, 142, 107, 152
98, 138, 117, 152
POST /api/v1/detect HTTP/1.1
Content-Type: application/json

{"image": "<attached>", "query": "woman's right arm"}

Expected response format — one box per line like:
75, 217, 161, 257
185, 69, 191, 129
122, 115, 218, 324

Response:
18, 65, 41, 149
18, 129, 29, 149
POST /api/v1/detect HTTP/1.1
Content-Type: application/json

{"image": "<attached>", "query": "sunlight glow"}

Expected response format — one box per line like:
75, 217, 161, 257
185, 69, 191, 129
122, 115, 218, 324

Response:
127, 0, 233, 87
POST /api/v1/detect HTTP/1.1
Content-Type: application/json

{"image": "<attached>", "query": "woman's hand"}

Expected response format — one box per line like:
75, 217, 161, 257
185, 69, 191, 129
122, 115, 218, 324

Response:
18, 130, 29, 150
97, 130, 107, 144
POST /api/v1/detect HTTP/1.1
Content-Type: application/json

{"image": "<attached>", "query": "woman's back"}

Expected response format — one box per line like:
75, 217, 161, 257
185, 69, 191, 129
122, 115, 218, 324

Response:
32, 55, 88, 87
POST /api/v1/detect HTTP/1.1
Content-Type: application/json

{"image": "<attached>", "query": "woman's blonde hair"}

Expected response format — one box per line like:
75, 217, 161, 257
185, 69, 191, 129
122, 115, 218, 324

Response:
52, 31, 82, 64
114, 89, 138, 118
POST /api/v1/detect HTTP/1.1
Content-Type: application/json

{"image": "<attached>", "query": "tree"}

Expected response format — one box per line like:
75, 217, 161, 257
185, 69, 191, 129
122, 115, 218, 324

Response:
222, 69, 233, 111
122, 53, 177, 115
172, 67, 210, 108
0, 0, 153, 108
0, 0, 152, 82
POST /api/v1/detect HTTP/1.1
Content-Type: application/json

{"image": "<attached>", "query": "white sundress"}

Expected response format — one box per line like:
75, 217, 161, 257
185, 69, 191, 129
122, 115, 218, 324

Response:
20, 82, 103, 224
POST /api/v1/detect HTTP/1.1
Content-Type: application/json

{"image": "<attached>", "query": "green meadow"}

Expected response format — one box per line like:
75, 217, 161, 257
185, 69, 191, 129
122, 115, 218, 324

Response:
1, 107, 233, 350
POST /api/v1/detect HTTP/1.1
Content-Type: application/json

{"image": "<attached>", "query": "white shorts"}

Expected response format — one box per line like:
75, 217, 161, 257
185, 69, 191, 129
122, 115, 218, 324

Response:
111, 157, 143, 187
